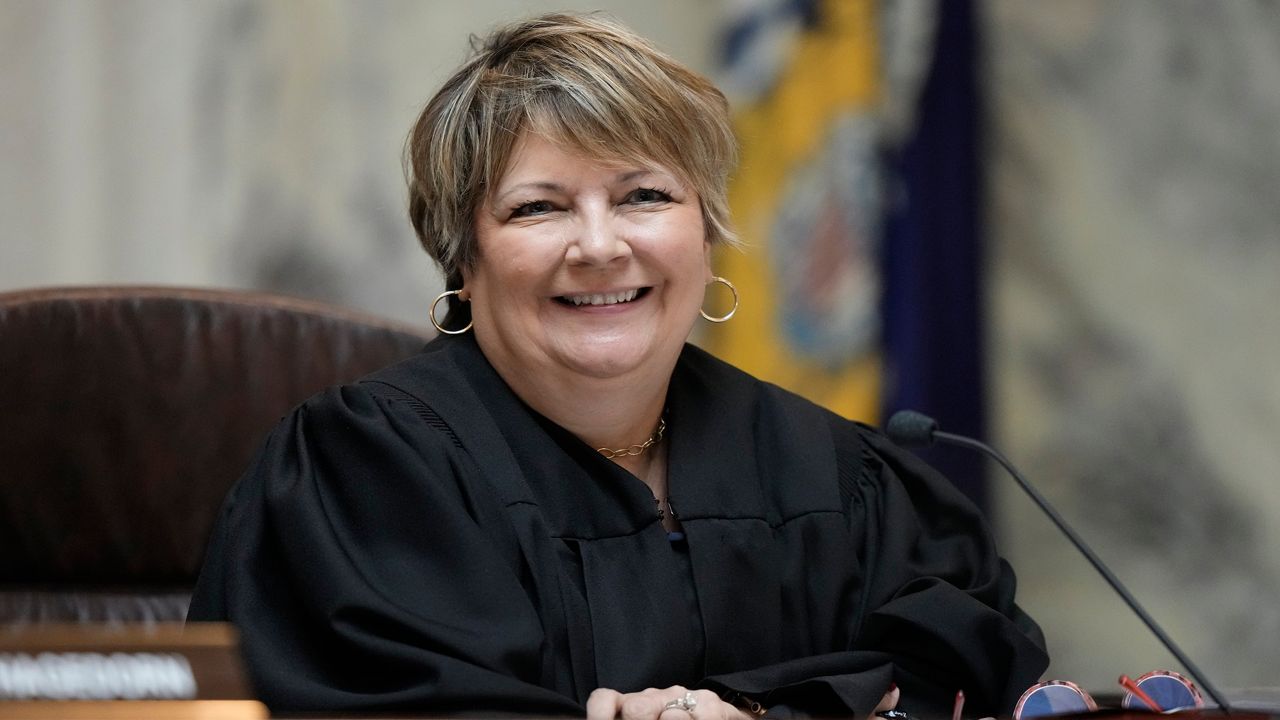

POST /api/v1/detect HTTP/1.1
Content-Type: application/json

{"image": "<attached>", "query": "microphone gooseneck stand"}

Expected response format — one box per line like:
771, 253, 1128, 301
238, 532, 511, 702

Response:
885, 410, 1233, 714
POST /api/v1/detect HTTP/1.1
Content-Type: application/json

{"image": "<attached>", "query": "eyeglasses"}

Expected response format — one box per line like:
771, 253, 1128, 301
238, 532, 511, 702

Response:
1014, 670, 1204, 719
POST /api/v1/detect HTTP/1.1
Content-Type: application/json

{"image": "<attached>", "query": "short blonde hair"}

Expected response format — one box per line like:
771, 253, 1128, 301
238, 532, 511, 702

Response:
405, 12, 738, 297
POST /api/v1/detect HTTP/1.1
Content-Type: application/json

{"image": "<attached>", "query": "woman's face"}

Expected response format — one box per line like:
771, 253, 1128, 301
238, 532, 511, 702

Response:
465, 133, 711, 384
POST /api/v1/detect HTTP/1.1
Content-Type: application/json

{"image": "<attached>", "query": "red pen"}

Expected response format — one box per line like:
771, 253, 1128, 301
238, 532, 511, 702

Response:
1120, 675, 1162, 712
952, 689, 965, 720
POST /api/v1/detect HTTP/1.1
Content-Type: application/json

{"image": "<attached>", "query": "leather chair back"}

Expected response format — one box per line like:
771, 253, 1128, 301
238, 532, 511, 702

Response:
0, 286, 434, 622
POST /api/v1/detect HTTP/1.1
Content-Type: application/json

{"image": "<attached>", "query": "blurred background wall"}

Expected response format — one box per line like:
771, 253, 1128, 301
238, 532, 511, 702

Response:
2, 0, 1277, 698
0, 0, 721, 325
987, 0, 1280, 693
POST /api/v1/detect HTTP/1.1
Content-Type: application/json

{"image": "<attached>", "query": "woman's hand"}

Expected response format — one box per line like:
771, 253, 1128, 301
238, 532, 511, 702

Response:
868, 685, 900, 720
587, 683, 900, 720
586, 686, 752, 720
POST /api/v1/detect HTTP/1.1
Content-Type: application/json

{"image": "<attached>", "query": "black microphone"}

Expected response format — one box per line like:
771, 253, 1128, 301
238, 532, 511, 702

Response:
885, 409, 1232, 713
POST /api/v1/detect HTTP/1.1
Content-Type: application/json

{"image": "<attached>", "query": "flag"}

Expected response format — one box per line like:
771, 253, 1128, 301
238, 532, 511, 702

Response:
881, 0, 987, 507
709, 0, 883, 424
711, 0, 988, 508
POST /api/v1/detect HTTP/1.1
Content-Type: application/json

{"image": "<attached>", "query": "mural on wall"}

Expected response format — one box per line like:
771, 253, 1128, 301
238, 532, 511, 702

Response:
987, 0, 1280, 691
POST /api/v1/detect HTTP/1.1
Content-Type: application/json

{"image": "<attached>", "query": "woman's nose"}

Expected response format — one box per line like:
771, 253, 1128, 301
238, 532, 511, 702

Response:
567, 211, 631, 266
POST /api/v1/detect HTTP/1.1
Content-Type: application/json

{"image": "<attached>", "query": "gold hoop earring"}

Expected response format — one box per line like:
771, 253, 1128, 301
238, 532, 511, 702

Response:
700, 276, 739, 323
429, 289, 472, 335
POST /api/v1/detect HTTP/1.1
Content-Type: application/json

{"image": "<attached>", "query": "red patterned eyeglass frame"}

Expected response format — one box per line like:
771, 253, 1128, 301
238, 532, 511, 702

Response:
1014, 670, 1205, 720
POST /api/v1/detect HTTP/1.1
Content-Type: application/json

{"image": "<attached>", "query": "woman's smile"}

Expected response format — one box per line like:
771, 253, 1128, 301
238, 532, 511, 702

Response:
554, 287, 650, 308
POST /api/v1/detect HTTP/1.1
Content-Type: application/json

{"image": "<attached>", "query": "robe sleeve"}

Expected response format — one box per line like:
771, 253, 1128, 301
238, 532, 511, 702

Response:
187, 384, 582, 715
701, 421, 1048, 719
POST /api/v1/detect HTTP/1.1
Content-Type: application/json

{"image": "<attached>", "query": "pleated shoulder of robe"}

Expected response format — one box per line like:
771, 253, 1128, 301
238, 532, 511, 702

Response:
188, 334, 1048, 717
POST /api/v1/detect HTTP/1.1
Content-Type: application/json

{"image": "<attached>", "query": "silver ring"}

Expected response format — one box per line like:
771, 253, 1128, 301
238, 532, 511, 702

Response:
663, 691, 697, 714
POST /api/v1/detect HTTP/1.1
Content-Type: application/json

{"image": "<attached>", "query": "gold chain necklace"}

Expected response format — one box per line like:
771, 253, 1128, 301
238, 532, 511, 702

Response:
597, 416, 666, 459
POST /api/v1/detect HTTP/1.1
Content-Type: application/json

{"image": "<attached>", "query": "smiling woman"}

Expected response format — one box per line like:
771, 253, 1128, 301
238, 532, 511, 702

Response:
468, 134, 711, 466
187, 11, 1049, 720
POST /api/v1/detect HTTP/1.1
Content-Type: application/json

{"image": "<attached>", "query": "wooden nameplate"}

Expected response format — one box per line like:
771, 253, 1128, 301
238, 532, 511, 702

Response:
0, 622, 266, 718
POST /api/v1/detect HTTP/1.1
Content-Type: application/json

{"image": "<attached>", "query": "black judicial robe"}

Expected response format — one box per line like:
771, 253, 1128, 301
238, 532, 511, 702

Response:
188, 334, 1048, 716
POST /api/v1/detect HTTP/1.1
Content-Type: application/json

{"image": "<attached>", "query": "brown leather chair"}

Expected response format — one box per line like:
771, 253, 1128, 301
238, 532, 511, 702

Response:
0, 286, 434, 623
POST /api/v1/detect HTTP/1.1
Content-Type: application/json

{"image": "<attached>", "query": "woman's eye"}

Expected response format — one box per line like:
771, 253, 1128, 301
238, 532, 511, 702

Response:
626, 187, 672, 204
511, 200, 554, 218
